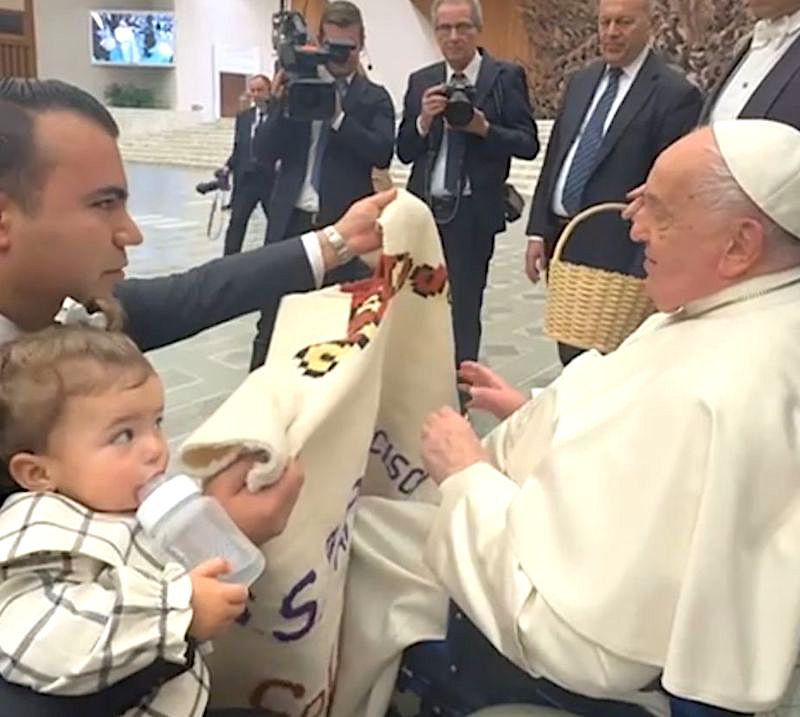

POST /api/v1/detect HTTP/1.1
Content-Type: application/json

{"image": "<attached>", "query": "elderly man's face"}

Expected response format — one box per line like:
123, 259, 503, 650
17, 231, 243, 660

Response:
629, 130, 734, 312
0, 112, 142, 329
248, 76, 271, 105
597, 0, 652, 68
746, 0, 800, 19
434, 1, 480, 71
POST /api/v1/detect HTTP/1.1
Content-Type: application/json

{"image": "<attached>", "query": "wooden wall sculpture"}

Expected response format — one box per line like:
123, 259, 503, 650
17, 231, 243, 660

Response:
303, 0, 753, 117
517, 0, 751, 117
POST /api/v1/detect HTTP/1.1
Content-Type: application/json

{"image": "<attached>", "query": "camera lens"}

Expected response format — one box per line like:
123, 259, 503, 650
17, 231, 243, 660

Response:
445, 91, 474, 127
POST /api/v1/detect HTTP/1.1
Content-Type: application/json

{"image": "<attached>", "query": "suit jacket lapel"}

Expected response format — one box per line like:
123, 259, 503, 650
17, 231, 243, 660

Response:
592, 50, 658, 170
700, 39, 750, 123
242, 107, 255, 141
740, 33, 800, 117
554, 62, 605, 170
474, 49, 501, 107
243, 107, 257, 158
342, 72, 366, 114
429, 62, 447, 154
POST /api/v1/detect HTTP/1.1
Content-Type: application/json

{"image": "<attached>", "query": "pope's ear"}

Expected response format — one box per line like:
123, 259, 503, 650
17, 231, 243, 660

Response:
720, 216, 766, 279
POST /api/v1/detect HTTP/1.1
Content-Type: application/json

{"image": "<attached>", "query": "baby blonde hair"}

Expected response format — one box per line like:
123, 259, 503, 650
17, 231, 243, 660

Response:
0, 302, 154, 498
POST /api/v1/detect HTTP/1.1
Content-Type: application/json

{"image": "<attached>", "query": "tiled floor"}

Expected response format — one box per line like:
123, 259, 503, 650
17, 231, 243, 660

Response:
124, 162, 561, 467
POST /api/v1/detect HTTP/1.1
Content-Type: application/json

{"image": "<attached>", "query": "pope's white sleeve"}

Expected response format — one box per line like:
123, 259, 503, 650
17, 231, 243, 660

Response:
479, 398, 537, 475
423, 464, 662, 698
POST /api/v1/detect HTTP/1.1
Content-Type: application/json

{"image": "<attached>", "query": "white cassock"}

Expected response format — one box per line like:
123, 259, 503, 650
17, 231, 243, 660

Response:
332, 267, 800, 717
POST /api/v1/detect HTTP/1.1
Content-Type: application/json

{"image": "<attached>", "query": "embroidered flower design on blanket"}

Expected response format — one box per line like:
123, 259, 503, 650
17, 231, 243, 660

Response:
294, 253, 447, 379
410, 264, 448, 298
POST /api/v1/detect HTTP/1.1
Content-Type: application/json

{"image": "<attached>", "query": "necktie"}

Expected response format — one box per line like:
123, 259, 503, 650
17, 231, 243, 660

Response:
444, 72, 467, 196
561, 67, 623, 216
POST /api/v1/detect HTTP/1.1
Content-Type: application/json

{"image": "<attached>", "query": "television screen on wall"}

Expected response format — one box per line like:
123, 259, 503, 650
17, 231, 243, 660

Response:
90, 10, 175, 67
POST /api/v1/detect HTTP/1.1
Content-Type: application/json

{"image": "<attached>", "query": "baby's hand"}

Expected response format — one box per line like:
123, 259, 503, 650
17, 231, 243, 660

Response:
187, 558, 248, 641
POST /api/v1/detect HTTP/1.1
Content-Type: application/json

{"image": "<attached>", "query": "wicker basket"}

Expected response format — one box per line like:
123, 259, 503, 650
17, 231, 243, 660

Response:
544, 202, 655, 354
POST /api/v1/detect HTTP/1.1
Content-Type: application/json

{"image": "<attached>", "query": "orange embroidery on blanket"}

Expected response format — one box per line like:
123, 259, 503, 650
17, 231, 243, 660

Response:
293, 253, 447, 378
410, 264, 448, 298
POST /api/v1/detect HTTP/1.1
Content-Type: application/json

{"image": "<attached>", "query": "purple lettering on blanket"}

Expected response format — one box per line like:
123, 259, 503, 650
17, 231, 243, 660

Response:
273, 569, 318, 642
324, 478, 363, 571
370, 429, 430, 495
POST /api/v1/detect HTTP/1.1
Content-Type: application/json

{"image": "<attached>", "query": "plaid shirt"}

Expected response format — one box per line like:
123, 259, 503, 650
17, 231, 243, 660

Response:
0, 492, 209, 716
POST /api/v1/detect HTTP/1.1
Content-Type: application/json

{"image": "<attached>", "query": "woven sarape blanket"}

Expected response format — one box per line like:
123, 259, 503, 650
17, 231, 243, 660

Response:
180, 189, 457, 714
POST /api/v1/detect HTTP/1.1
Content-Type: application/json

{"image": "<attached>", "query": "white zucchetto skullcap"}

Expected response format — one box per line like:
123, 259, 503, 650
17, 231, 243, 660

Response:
712, 119, 800, 240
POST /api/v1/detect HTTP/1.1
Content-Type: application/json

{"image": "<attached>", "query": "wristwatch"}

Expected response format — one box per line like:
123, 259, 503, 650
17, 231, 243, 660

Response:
321, 225, 355, 265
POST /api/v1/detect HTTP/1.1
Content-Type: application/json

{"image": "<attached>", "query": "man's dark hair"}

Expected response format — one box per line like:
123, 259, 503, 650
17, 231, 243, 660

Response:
319, 1, 365, 44
250, 73, 272, 86
0, 78, 119, 209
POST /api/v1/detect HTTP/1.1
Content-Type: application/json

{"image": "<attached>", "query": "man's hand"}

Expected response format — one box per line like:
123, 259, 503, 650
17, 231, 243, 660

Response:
187, 558, 248, 641
419, 84, 448, 135
321, 188, 397, 266
205, 456, 305, 546
622, 183, 645, 221
421, 407, 488, 485
458, 361, 527, 420
271, 69, 288, 100
457, 108, 490, 137
525, 239, 547, 283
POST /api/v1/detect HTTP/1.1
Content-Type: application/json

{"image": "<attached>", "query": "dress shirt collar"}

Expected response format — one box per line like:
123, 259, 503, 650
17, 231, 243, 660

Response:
446, 49, 483, 86
608, 43, 650, 82
751, 6, 800, 49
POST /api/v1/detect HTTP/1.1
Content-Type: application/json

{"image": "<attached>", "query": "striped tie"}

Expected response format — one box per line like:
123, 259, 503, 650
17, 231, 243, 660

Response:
561, 67, 623, 216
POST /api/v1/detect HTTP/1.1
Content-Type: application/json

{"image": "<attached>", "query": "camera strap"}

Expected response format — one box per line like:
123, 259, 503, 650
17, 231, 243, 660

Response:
422, 120, 463, 226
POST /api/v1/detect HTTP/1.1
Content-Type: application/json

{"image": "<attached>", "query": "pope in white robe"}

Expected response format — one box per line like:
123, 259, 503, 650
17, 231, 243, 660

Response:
331, 119, 800, 717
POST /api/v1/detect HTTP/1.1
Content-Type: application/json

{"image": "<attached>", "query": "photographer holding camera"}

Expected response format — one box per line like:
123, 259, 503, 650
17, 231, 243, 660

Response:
249, 0, 395, 370
397, 0, 539, 376
220, 73, 276, 256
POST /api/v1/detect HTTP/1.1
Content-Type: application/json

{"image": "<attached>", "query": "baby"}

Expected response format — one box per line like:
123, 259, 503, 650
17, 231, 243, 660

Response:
0, 322, 248, 716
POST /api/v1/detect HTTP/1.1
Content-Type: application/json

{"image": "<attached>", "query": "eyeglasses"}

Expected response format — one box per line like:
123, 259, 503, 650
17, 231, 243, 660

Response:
434, 22, 476, 37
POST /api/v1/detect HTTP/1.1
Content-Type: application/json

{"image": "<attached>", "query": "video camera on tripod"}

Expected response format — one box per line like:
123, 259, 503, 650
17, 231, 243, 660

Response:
271, 1, 355, 122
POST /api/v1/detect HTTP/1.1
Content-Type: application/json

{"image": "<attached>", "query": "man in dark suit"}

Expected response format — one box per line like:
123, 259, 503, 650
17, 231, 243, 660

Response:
249, 0, 395, 369
700, 0, 800, 129
524, 0, 702, 366
0, 75, 397, 715
397, 0, 539, 371
0, 77, 393, 532
221, 73, 276, 256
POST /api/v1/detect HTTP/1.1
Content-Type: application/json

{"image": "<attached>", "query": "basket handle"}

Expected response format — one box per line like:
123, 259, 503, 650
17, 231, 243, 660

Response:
550, 202, 629, 264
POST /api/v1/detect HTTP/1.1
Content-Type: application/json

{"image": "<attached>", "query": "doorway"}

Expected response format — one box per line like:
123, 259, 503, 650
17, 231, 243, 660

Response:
220, 72, 247, 117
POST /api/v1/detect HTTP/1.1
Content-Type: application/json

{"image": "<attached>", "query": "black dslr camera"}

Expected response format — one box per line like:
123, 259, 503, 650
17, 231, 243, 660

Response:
195, 168, 230, 195
272, 5, 355, 122
444, 75, 476, 128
